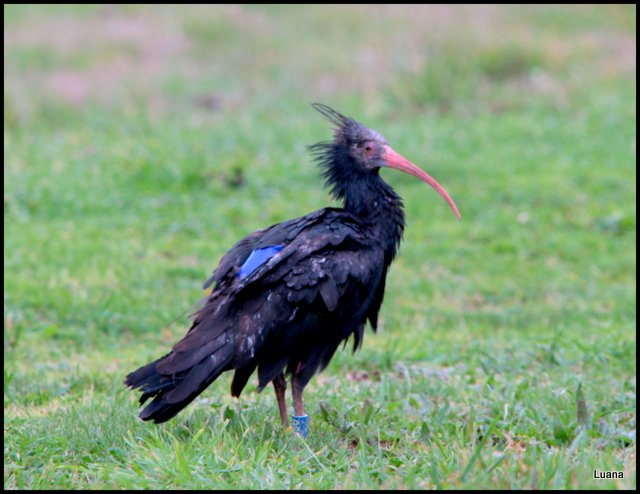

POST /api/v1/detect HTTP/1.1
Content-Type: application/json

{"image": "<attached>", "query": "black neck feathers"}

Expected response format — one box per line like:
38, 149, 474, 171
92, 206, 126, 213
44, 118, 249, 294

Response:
310, 141, 405, 260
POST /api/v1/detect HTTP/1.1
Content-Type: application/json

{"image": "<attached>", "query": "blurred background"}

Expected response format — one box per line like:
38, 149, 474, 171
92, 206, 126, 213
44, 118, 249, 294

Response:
4, 5, 636, 115
4, 5, 636, 489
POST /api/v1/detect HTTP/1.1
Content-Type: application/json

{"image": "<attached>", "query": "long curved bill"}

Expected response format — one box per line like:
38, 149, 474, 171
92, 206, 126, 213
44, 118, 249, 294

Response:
381, 145, 461, 220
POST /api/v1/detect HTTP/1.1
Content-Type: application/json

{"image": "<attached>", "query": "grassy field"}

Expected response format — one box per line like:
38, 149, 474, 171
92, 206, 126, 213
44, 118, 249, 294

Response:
4, 4, 636, 489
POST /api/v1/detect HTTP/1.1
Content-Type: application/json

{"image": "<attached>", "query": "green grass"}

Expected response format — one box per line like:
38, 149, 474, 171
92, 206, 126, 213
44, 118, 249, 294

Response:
4, 4, 636, 489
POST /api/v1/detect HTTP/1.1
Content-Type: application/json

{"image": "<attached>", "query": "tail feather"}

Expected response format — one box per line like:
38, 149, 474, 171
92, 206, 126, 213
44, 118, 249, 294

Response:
124, 336, 233, 423
165, 345, 233, 404
230, 363, 257, 398
156, 331, 230, 375
125, 352, 174, 403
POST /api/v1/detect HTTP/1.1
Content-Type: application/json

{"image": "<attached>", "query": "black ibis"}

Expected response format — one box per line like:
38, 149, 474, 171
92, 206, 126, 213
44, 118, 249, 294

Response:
125, 104, 460, 436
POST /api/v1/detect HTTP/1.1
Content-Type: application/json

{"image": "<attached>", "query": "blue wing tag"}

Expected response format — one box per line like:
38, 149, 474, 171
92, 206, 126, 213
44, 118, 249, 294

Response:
237, 245, 283, 279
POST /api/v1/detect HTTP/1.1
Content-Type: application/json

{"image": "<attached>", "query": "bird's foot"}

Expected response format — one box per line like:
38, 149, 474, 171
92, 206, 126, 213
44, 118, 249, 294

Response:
291, 415, 308, 438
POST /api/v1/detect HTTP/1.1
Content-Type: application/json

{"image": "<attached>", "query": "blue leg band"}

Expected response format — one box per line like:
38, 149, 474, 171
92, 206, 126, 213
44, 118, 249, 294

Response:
292, 415, 308, 438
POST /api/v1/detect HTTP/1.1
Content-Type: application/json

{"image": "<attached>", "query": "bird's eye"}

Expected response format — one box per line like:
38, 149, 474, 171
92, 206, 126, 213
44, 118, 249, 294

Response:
364, 143, 374, 154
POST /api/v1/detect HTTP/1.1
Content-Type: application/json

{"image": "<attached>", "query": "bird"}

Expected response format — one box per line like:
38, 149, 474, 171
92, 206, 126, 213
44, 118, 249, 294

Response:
124, 103, 460, 436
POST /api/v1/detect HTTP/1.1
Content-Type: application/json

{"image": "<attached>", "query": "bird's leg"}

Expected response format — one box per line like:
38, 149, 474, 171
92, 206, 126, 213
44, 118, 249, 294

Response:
272, 373, 288, 426
291, 373, 308, 437
291, 374, 305, 417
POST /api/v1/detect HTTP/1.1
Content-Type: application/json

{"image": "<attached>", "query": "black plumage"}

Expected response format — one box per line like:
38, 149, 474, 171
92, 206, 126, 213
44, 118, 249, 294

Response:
125, 103, 460, 427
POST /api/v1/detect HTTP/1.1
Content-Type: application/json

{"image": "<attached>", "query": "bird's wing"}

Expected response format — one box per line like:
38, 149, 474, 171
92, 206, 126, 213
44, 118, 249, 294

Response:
155, 208, 383, 397
202, 208, 336, 290
202, 230, 265, 290
231, 208, 369, 291
225, 211, 385, 390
